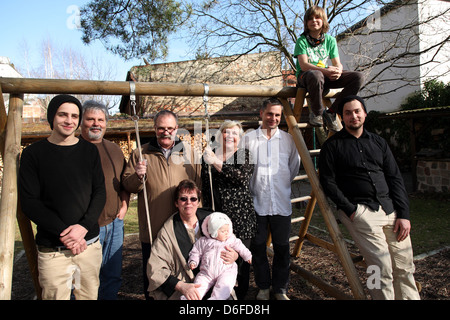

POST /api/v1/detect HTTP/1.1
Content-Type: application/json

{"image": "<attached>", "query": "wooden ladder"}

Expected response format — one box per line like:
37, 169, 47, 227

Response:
266, 88, 367, 299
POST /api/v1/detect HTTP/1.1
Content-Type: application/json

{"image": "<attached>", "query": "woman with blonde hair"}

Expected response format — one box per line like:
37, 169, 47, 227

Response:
201, 120, 256, 299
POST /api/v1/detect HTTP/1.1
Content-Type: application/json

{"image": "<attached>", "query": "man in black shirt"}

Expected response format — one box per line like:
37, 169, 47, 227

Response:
319, 95, 420, 300
19, 95, 106, 300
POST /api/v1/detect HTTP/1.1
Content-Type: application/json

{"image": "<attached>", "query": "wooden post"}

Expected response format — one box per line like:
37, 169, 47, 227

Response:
293, 88, 307, 121
0, 94, 24, 300
0, 86, 7, 156
292, 192, 317, 257
16, 203, 42, 299
279, 97, 367, 300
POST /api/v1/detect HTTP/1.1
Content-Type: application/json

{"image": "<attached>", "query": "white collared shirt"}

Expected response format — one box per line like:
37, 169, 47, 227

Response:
157, 141, 174, 160
242, 127, 300, 216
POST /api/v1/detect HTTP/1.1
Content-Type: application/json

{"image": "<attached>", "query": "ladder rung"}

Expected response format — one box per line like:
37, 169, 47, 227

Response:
293, 174, 308, 181
296, 123, 311, 129
291, 195, 311, 203
291, 216, 305, 223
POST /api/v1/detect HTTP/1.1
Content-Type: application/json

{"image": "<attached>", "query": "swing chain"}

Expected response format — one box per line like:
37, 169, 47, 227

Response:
203, 83, 210, 120
130, 81, 139, 121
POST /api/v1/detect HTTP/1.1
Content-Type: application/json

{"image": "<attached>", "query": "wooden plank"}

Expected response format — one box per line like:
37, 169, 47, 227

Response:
292, 192, 317, 257
0, 86, 7, 157
0, 77, 298, 98
0, 94, 23, 300
291, 216, 306, 224
291, 195, 312, 203
16, 204, 42, 299
293, 88, 307, 121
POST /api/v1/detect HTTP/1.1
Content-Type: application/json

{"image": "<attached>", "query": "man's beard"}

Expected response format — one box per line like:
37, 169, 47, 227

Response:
345, 120, 365, 131
88, 127, 103, 140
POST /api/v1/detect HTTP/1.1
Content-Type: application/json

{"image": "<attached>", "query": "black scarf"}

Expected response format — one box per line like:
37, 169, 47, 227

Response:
304, 32, 324, 47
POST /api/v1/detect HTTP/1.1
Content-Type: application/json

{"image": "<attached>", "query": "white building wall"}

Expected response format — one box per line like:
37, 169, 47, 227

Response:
337, 0, 450, 112
418, 0, 450, 84
1, 56, 43, 120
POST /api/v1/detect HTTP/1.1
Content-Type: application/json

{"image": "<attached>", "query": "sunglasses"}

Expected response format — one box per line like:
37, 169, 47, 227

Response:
178, 196, 198, 203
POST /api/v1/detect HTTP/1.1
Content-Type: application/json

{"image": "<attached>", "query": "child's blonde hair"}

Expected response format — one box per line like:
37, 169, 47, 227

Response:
303, 5, 330, 34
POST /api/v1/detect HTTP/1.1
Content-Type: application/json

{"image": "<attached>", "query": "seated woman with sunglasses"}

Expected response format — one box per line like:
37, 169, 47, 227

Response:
147, 179, 239, 300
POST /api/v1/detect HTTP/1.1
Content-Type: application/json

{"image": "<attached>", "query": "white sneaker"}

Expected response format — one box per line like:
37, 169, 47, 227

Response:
309, 112, 323, 127
256, 289, 270, 300
322, 110, 340, 132
274, 293, 290, 300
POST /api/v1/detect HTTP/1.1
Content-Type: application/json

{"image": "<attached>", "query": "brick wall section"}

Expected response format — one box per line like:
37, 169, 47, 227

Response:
130, 51, 283, 116
416, 160, 450, 193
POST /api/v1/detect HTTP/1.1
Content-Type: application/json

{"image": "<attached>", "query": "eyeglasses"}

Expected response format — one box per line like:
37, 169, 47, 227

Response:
179, 196, 198, 203
156, 127, 176, 133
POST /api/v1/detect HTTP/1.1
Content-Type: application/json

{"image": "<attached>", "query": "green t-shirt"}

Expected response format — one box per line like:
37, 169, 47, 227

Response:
294, 33, 339, 77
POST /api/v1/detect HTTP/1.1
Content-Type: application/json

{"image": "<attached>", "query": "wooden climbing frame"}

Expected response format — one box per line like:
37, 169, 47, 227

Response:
0, 77, 366, 300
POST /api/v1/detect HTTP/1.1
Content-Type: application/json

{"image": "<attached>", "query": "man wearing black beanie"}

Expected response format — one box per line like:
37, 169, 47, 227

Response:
319, 95, 420, 300
46, 94, 83, 130
336, 95, 367, 118
19, 94, 106, 300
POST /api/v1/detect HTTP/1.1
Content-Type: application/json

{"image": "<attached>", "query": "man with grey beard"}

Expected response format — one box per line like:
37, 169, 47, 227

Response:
81, 100, 130, 300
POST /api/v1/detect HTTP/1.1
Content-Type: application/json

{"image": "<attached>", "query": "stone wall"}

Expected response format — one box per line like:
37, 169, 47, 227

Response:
416, 160, 450, 193
129, 51, 283, 116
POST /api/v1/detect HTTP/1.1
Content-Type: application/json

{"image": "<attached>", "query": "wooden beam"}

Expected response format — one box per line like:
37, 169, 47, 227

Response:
0, 77, 297, 98
0, 86, 7, 157
0, 94, 23, 300
16, 203, 42, 299
292, 192, 317, 257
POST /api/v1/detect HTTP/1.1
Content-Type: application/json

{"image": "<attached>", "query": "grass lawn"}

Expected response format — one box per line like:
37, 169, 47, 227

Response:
408, 193, 450, 255
123, 199, 139, 235
292, 192, 450, 256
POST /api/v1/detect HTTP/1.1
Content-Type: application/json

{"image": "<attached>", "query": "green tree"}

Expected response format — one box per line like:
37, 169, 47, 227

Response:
80, 0, 191, 61
400, 80, 450, 110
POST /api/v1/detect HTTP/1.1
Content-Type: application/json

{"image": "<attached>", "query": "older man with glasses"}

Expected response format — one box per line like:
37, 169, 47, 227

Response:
122, 110, 202, 300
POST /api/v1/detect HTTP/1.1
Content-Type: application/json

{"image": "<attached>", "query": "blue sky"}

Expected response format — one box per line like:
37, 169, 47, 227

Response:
1, 0, 188, 81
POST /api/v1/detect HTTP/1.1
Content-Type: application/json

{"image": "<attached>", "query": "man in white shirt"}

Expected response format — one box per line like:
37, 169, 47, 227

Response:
242, 97, 300, 300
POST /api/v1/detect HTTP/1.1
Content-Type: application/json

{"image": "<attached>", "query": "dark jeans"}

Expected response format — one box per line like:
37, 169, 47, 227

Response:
251, 215, 291, 294
298, 70, 364, 115
235, 238, 252, 300
141, 242, 152, 300
98, 218, 124, 300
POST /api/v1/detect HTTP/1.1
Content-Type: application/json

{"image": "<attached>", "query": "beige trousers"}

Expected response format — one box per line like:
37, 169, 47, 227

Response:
338, 204, 420, 300
37, 240, 102, 300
